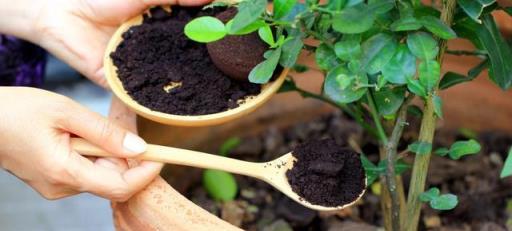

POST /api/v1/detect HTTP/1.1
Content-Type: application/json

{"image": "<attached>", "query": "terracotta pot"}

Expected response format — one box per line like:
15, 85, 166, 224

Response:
111, 10, 512, 231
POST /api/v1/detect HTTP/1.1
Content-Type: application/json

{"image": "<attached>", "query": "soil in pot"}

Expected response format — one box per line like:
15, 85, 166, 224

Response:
111, 7, 265, 115
286, 138, 365, 207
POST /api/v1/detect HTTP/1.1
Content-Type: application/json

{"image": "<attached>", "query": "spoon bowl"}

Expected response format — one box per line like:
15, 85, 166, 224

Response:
104, 9, 288, 127
72, 138, 366, 211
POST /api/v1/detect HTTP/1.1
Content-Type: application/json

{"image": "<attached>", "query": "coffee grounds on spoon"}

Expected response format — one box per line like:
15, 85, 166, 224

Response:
110, 7, 261, 115
286, 139, 366, 207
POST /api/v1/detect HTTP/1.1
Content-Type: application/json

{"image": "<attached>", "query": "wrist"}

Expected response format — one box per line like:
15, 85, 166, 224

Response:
0, 0, 46, 42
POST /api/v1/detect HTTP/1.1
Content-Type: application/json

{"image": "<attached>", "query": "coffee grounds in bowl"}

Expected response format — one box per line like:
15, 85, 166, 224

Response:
286, 139, 366, 207
110, 7, 261, 115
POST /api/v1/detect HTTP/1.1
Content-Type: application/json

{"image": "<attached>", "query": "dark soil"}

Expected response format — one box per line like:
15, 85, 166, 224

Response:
165, 112, 512, 230
286, 139, 365, 207
206, 8, 268, 82
110, 7, 261, 115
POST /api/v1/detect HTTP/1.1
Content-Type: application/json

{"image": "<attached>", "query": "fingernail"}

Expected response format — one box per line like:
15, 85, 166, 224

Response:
123, 132, 147, 155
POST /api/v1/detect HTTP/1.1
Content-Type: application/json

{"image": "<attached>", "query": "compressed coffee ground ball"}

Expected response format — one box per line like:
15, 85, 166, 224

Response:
286, 139, 366, 207
111, 7, 261, 115
206, 8, 268, 82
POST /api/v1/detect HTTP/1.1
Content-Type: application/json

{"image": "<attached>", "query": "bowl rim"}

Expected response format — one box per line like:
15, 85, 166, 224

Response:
104, 9, 288, 126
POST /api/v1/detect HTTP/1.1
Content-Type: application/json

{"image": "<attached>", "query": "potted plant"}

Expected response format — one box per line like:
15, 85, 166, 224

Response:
108, 0, 512, 230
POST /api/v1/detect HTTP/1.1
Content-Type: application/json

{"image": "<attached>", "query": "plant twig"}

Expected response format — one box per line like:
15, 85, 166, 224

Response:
366, 92, 388, 144
385, 96, 412, 231
404, 0, 457, 230
293, 87, 379, 138
446, 49, 487, 56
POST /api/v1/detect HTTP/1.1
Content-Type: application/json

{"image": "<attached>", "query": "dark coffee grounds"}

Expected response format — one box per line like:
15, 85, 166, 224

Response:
206, 8, 268, 82
110, 7, 261, 115
286, 139, 366, 207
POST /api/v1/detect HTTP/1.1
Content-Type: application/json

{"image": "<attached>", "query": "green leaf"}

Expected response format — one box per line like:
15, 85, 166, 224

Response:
219, 137, 241, 156
407, 32, 439, 60
419, 60, 441, 92
433, 95, 443, 118
434, 147, 450, 156
184, 16, 227, 43
291, 64, 309, 73
373, 87, 406, 116
377, 75, 387, 90
225, 19, 266, 35
316, 43, 341, 70
406, 78, 427, 98
324, 65, 368, 104
430, 194, 458, 210
439, 72, 468, 90
390, 17, 423, 31
346, 0, 363, 7
505, 7, 512, 16
327, 0, 347, 11
202, 1, 231, 10
361, 33, 398, 74
282, 2, 307, 22
377, 159, 411, 175
439, 59, 488, 89
278, 78, 297, 93
361, 154, 379, 185
481, 15, 512, 89
408, 141, 432, 155
454, 15, 512, 89
500, 147, 512, 178
448, 139, 481, 160
458, 0, 496, 23
229, 0, 267, 34
382, 44, 417, 84
258, 25, 275, 46
249, 47, 282, 84
368, 0, 395, 14
203, 169, 238, 201
334, 34, 362, 61
408, 105, 423, 117
280, 36, 303, 67
333, 4, 376, 34
419, 187, 440, 202
420, 16, 457, 40
274, 0, 297, 19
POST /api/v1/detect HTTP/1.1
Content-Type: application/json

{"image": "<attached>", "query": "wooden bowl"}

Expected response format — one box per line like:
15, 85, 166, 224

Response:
104, 11, 288, 127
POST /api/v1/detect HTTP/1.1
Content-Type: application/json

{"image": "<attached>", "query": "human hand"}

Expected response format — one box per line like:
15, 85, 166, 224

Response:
31, 0, 211, 87
0, 87, 162, 201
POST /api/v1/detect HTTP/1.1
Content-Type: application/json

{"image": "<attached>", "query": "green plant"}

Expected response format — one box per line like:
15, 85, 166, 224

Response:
186, 0, 512, 230
202, 137, 241, 202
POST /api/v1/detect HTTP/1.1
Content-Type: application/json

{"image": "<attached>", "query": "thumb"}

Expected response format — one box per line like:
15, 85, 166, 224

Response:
59, 101, 147, 157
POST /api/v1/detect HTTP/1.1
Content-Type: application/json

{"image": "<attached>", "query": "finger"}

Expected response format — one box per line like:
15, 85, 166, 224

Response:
59, 102, 147, 157
95, 158, 129, 173
92, 68, 110, 89
68, 151, 163, 201
109, 96, 137, 133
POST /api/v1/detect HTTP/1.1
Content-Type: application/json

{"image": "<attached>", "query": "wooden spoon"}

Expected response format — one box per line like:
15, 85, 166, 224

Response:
72, 138, 365, 211
104, 10, 289, 127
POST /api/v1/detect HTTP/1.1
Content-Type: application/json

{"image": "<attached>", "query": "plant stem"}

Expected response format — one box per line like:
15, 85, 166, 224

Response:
403, 0, 457, 230
293, 87, 379, 138
446, 49, 487, 56
366, 92, 388, 144
385, 96, 412, 231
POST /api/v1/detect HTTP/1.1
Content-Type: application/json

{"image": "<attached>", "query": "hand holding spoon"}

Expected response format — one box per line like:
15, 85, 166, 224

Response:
71, 138, 365, 211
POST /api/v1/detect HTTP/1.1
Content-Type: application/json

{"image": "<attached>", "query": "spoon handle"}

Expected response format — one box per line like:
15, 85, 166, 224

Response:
71, 138, 265, 179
